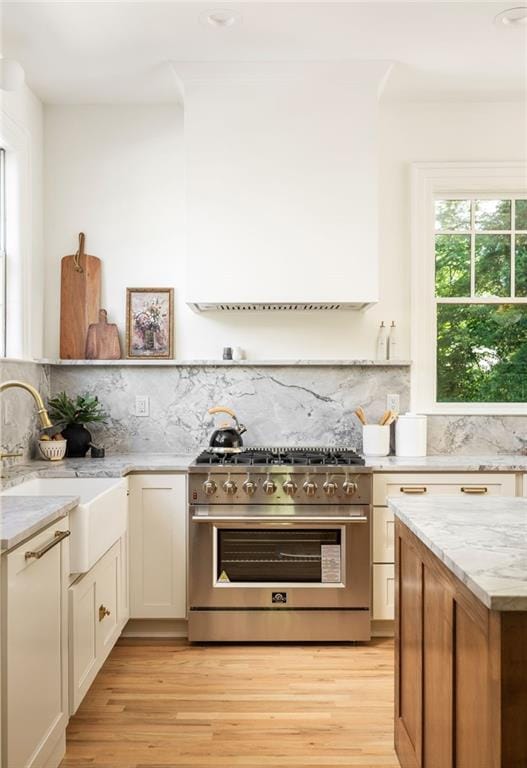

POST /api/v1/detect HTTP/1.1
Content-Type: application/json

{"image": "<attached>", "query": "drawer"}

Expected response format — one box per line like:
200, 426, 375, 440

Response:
373, 564, 395, 620
373, 507, 395, 563
373, 473, 516, 506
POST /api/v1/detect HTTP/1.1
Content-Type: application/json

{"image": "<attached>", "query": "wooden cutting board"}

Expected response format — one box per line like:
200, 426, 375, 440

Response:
85, 309, 121, 360
60, 233, 101, 359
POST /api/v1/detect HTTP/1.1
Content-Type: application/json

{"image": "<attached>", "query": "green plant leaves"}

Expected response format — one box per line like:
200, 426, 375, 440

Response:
47, 392, 108, 427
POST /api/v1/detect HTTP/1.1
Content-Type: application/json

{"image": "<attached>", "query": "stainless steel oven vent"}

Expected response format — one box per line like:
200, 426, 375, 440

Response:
187, 302, 371, 313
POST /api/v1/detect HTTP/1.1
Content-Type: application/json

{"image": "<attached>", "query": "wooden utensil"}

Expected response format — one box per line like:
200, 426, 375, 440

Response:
379, 410, 390, 426
60, 233, 101, 359
85, 309, 121, 360
354, 407, 367, 426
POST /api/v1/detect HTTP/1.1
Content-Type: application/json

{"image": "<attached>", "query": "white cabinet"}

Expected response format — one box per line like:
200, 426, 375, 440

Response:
371, 471, 517, 624
2, 518, 70, 768
69, 538, 128, 714
373, 507, 395, 563
372, 564, 395, 620
373, 472, 516, 506
129, 474, 187, 619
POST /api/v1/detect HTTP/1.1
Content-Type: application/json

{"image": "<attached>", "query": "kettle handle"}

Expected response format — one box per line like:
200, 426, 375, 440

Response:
208, 406, 236, 418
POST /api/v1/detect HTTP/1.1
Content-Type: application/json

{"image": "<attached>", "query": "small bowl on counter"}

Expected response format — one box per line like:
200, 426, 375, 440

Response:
38, 438, 67, 462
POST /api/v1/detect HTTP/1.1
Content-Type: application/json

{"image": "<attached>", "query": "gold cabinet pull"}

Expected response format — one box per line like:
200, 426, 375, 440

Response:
461, 486, 488, 494
25, 530, 71, 560
99, 604, 111, 622
400, 486, 427, 494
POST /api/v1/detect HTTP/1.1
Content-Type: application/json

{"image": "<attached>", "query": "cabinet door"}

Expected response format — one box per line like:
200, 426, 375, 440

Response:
395, 537, 422, 768
69, 540, 122, 714
96, 542, 120, 659
5, 519, 69, 768
373, 564, 395, 620
523, 475, 527, 496
129, 474, 187, 619
373, 507, 395, 563
69, 566, 97, 714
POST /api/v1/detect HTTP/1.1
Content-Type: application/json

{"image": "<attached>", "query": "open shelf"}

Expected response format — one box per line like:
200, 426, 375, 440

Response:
36, 358, 411, 368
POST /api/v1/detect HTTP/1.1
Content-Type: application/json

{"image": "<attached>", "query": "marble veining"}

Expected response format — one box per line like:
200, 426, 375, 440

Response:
2, 359, 527, 457
50, 364, 410, 453
389, 496, 527, 611
0, 360, 51, 461
0, 495, 78, 551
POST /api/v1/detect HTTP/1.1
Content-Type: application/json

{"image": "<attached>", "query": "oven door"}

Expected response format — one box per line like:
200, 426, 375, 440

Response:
189, 506, 370, 609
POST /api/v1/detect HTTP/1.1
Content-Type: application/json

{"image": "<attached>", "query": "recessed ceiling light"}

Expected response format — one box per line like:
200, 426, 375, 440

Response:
200, 9, 240, 29
494, 7, 527, 26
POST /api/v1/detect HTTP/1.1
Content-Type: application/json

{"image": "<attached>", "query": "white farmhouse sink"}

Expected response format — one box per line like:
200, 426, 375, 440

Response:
2, 478, 128, 573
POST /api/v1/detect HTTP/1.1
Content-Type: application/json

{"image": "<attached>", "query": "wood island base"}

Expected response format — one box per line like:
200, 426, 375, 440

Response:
395, 519, 527, 768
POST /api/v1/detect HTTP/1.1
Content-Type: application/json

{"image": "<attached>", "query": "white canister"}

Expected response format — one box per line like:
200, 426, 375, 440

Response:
395, 413, 427, 457
362, 425, 390, 457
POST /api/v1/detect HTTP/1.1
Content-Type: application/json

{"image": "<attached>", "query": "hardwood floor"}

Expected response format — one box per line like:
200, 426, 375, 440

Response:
61, 638, 398, 768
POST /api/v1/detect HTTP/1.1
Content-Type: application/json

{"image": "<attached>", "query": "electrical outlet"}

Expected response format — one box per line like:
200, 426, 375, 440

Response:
386, 393, 400, 413
135, 395, 150, 417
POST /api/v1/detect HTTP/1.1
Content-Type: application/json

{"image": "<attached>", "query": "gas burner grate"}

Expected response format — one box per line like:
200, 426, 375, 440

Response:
194, 446, 365, 467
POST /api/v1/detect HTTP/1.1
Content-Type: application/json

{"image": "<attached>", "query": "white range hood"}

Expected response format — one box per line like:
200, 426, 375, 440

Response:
174, 61, 392, 312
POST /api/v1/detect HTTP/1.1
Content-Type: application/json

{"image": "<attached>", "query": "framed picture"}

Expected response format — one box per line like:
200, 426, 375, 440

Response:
126, 288, 174, 359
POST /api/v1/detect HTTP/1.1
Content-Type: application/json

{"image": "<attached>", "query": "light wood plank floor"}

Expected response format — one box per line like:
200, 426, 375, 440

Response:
61, 638, 399, 768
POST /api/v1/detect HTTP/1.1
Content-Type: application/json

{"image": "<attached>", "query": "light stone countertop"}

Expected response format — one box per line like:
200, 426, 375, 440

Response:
1, 453, 527, 492
2, 453, 527, 551
388, 495, 527, 611
363, 454, 527, 472
0, 495, 79, 551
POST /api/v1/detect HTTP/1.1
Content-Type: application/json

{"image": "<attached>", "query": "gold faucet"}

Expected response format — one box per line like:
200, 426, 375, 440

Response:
0, 380, 58, 460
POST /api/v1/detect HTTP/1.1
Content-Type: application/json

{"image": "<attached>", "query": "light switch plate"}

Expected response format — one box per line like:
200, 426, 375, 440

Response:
386, 393, 400, 413
135, 395, 150, 417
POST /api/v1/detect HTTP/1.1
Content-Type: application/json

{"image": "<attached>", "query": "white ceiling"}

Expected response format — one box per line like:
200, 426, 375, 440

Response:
2, 1, 526, 103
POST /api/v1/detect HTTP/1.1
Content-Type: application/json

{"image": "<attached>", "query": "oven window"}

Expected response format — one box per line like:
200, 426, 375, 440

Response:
217, 528, 342, 583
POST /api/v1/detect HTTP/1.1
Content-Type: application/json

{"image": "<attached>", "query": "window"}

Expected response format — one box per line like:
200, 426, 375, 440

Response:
0, 147, 5, 357
411, 163, 527, 415
435, 197, 527, 403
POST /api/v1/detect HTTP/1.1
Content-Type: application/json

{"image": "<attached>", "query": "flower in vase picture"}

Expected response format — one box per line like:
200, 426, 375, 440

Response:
126, 288, 174, 358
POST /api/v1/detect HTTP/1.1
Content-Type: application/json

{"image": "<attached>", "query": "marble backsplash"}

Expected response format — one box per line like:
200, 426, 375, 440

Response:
0, 360, 51, 460
50, 364, 410, 453
1, 360, 526, 457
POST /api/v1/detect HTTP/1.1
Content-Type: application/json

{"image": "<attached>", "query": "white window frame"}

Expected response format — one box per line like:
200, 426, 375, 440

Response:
411, 161, 527, 416
0, 147, 6, 357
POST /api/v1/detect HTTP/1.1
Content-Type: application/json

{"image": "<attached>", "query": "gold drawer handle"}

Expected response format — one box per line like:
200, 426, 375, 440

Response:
99, 604, 111, 622
400, 486, 427, 494
25, 530, 71, 560
461, 486, 488, 494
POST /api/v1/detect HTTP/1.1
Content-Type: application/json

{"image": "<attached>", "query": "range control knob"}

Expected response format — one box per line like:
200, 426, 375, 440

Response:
282, 479, 298, 497
303, 480, 318, 497
242, 478, 258, 496
343, 480, 358, 497
262, 478, 276, 495
202, 478, 217, 496
323, 480, 338, 497
223, 479, 237, 495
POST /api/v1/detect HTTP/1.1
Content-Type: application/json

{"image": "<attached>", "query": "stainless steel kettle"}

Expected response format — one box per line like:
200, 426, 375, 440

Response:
208, 406, 246, 453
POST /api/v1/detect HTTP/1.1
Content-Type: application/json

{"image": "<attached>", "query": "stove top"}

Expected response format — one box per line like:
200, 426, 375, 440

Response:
194, 447, 365, 467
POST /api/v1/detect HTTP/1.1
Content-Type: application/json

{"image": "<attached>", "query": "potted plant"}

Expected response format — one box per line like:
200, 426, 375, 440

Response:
47, 392, 108, 458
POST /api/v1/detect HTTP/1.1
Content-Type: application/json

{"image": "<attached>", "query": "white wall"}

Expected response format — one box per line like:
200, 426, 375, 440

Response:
0, 84, 44, 358
43, 99, 526, 360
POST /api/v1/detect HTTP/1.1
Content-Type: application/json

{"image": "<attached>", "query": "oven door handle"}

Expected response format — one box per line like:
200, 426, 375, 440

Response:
191, 515, 368, 523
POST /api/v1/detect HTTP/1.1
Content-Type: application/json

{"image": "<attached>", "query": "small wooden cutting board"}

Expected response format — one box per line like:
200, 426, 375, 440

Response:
85, 309, 121, 360
60, 233, 101, 359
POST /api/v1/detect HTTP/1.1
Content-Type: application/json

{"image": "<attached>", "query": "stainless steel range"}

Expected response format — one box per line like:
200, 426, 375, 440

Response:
188, 448, 372, 642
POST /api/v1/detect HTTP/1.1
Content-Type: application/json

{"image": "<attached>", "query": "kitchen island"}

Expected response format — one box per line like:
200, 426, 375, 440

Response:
388, 495, 527, 768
